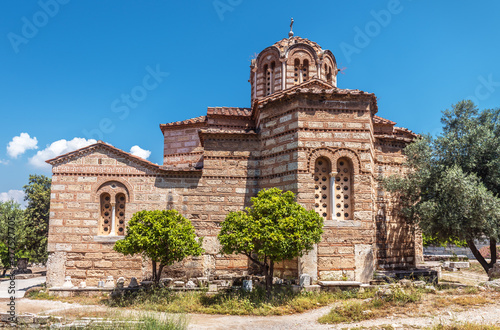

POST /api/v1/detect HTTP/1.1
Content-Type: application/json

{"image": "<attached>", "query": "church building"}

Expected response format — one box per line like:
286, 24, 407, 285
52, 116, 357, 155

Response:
45, 28, 420, 287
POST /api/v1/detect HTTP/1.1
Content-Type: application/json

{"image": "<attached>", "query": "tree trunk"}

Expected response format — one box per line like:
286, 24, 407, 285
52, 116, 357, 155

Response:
157, 263, 165, 285
467, 238, 492, 274
264, 260, 275, 298
1, 268, 6, 277
152, 260, 157, 284
489, 238, 497, 266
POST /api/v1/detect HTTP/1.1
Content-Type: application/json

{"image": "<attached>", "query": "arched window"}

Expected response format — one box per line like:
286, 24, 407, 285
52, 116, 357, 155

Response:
314, 157, 331, 219
294, 58, 300, 85
97, 183, 128, 236
302, 59, 309, 81
270, 61, 276, 94
99, 193, 112, 235
115, 193, 126, 235
264, 64, 270, 96
334, 158, 353, 220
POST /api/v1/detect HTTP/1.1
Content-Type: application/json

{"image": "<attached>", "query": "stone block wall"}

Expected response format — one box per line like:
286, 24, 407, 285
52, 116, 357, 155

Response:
47, 89, 419, 287
374, 141, 420, 269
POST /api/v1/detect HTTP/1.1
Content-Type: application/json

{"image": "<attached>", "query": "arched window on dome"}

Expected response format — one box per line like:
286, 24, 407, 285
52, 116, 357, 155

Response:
264, 64, 270, 96
324, 64, 332, 82
302, 59, 309, 82
314, 157, 332, 220
270, 61, 276, 94
294, 58, 301, 85
334, 158, 353, 221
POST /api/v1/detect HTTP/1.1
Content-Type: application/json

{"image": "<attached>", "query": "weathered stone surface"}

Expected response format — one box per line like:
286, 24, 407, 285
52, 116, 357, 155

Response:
488, 263, 500, 280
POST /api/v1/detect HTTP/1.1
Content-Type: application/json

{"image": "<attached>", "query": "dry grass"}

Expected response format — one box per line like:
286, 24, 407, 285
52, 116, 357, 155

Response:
429, 323, 500, 330
25, 287, 108, 305
106, 286, 374, 316
40, 308, 188, 329
468, 261, 488, 274
432, 295, 492, 308
319, 286, 500, 325
318, 286, 422, 324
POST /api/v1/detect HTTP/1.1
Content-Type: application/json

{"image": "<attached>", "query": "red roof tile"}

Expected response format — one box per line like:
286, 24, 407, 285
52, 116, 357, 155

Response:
207, 107, 252, 117
160, 116, 207, 129
373, 115, 396, 125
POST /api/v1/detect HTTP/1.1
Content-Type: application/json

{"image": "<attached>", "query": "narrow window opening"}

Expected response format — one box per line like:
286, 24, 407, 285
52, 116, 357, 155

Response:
294, 59, 300, 85
302, 59, 309, 82
335, 158, 353, 220
270, 62, 275, 94
100, 193, 112, 235
115, 193, 126, 235
314, 158, 331, 219
264, 64, 270, 96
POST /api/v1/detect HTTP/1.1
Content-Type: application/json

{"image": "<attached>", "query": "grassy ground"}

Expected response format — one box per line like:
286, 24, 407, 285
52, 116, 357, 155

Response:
318, 285, 423, 324
25, 283, 500, 327
27, 285, 377, 316
38, 310, 187, 330
107, 286, 379, 316
319, 284, 500, 325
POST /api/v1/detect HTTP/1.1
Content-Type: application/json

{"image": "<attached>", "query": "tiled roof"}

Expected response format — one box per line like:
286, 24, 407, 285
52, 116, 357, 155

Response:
160, 116, 207, 129
46, 141, 202, 173
46, 141, 161, 169
254, 78, 377, 110
207, 107, 252, 117
272, 36, 323, 57
373, 115, 396, 125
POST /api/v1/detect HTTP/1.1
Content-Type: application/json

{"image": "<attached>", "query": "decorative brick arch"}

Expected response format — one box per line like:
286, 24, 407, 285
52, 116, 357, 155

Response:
92, 177, 133, 203
286, 44, 319, 63
307, 148, 336, 174
308, 148, 362, 175
331, 148, 362, 175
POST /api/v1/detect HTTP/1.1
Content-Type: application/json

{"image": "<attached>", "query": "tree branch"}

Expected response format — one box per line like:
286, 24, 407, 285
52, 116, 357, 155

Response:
467, 239, 491, 273
244, 252, 263, 267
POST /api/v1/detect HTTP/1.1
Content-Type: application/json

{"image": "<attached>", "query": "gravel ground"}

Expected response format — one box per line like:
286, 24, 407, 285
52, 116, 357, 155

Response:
10, 297, 499, 329
186, 303, 500, 329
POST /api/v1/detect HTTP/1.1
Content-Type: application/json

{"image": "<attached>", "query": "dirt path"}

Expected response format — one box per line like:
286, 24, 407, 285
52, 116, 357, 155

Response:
186, 303, 500, 329
20, 298, 500, 329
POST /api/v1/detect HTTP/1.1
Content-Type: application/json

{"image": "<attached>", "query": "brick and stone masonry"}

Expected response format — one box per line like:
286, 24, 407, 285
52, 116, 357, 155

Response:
45, 33, 421, 288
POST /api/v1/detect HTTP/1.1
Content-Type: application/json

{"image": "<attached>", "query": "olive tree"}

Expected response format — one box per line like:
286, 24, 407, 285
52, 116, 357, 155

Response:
114, 210, 204, 285
384, 100, 500, 275
218, 188, 323, 295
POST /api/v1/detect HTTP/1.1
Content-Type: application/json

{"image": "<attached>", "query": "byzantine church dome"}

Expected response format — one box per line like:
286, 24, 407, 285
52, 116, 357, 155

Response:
250, 20, 338, 103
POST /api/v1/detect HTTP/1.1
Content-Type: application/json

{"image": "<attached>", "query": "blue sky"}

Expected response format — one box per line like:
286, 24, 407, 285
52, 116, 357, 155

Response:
1, 1, 500, 205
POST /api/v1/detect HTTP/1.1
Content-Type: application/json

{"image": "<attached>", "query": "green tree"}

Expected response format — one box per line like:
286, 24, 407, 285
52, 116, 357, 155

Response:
384, 100, 500, 275
0, 201, 26, 276
114, 210, 204, 285
23, 174, 51, 263
218, 188, 324, 295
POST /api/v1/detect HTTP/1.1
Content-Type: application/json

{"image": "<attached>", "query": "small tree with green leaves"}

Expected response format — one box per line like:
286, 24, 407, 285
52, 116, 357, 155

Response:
114, 210, 204, 285
23, 174, 51, 263
0, 201, 26, 276
218, 188, 324, 295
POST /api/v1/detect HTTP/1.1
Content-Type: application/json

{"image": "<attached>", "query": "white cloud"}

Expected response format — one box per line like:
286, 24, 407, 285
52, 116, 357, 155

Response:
0, 159, 9, 165
130, 145, 151, 160
7, 133, 38, 158
29, 137, 97, 170
0, 190, 26, 208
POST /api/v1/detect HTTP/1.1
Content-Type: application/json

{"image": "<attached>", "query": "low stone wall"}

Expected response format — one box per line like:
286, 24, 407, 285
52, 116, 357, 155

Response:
424, 241, 489, 260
